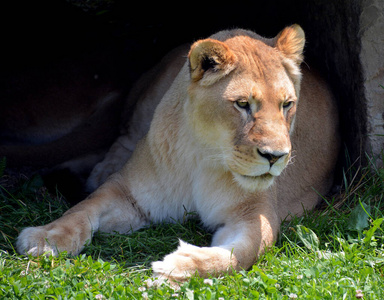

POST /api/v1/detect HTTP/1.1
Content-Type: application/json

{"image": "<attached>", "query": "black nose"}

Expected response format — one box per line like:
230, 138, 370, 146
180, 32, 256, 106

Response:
257, 149, 286, 166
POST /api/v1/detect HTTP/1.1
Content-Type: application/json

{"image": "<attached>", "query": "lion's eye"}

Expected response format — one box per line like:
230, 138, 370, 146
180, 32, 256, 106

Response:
282, 101, 293, 109
236, 100, 250, 110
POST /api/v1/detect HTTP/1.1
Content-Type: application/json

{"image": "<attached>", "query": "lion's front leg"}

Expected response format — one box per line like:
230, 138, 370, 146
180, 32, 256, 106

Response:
16, 211, 95, 256
17, 174, 148, 256
152, 205, 279, 282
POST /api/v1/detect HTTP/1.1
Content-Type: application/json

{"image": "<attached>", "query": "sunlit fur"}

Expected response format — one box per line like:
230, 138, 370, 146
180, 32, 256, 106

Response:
17, 26, 340, 284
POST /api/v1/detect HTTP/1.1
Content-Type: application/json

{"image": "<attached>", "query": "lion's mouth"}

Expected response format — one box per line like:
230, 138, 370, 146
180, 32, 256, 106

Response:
232, 171, 275, 191
241, 173, 274, 180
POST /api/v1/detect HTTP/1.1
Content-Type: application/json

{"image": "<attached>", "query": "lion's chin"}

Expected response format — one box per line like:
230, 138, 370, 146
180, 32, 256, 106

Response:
232, 172, 275, 191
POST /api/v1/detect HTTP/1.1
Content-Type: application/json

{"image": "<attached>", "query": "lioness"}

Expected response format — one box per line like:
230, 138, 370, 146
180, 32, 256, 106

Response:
17, 25, 340, 281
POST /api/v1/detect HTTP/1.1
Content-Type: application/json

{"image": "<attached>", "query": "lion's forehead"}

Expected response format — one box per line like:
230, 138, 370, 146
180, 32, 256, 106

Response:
223, 75, 295, 102
218, 45, 295, 101
226, 36, 282, 67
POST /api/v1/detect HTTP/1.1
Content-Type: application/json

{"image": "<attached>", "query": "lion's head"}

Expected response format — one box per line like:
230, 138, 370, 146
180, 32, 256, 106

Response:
186, 25, 305, 191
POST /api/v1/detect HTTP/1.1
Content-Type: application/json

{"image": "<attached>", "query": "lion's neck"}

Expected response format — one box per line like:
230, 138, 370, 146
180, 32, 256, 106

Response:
147, 68, 214, 170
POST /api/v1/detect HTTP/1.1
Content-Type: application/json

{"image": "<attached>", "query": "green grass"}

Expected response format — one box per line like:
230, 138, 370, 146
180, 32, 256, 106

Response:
0, 157, 383, 299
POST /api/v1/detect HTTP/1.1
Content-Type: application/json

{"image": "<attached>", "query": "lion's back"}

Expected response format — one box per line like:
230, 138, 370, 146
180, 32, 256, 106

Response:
276, 66, 340, 218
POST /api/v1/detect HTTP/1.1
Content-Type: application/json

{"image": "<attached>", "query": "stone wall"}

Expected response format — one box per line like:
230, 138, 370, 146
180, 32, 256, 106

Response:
360, 0, 384, 164
297, 1, 366, 165
296, 0, 383, 166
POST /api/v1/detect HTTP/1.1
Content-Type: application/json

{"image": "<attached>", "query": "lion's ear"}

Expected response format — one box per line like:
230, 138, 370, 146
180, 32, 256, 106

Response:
275, 24, 305, 65
188, 39, 236, 85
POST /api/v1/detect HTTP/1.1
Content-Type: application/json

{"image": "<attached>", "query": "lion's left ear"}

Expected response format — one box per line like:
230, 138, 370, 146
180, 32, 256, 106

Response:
275, 24, 305, 65
188, 38, 236, 86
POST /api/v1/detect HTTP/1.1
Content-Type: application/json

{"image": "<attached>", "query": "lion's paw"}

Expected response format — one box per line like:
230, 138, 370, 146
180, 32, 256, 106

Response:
152, 240, 234, 282
86, 157, 130, 192
86, 136, 135, 192
17, 215, 91, 257
86, 164, 114, 191
16, 226, 59, 256
152, 240, 198, 281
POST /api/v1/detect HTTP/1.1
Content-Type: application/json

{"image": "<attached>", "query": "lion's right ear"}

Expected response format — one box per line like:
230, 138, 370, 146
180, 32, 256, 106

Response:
275, 24, 305, 65
188, 39, 236, 86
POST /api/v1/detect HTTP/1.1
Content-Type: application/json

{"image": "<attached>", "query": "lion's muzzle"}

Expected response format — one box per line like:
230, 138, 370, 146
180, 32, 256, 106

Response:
257, 148, 289, 167
227, 145, 291, 191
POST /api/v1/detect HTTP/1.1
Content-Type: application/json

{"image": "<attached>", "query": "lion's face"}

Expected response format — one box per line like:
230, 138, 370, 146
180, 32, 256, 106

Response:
187, 26, 305, 191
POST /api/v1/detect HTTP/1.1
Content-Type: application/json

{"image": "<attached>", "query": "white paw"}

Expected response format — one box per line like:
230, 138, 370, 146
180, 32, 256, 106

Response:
152, 240, 197, 281
152, 240, 235, 281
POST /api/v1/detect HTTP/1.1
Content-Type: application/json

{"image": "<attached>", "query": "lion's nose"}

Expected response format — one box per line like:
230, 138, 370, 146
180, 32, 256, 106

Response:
257, 149, 288, 166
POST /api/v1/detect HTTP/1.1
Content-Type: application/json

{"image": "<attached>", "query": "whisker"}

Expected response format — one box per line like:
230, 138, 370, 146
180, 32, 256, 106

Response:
287, 154, 296, 166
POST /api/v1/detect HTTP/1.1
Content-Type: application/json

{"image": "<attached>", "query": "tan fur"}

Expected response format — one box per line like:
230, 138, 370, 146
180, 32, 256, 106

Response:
16, 25, 340, 282
86, 45, 189, 191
